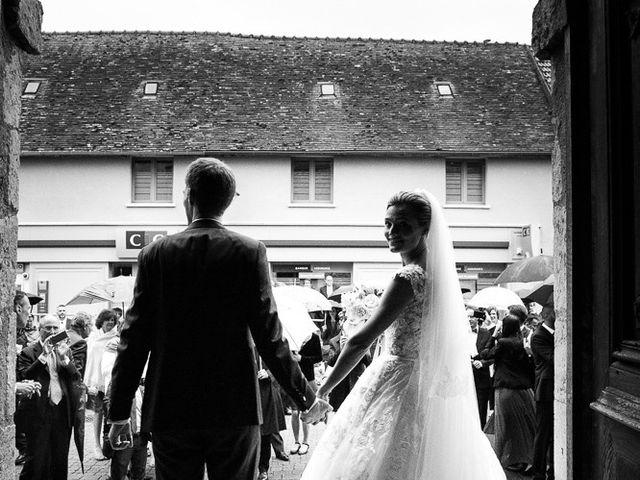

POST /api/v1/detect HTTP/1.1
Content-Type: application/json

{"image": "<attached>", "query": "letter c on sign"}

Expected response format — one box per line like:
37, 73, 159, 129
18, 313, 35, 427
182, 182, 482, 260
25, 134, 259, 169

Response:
129, 234, 142, 247
152, 234, 164, 242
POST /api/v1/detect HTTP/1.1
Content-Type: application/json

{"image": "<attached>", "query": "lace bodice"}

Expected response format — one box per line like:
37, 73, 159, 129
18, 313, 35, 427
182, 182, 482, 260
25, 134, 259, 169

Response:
382, 264, 426, 359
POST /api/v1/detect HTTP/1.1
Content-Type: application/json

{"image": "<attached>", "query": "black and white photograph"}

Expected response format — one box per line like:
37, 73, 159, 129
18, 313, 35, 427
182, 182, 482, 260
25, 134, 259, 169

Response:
2, 0, 639, 479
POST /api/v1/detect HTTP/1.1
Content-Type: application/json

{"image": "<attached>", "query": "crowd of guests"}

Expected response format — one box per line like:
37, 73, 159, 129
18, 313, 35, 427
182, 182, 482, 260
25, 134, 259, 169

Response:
469, 301, 555, 480
13, 276, 555, 480
13, 291, 148, 480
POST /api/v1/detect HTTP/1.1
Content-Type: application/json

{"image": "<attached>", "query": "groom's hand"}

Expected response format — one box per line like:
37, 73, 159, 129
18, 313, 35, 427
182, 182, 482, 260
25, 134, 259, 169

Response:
301, 398, 332, 425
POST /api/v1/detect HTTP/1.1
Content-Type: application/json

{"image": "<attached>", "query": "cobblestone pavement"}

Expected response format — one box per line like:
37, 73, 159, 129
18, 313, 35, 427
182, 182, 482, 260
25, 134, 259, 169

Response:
14, 414, 526, 480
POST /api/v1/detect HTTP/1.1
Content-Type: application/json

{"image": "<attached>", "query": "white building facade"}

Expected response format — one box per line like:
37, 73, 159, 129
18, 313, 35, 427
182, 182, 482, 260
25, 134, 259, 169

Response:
16, 33, 553, 313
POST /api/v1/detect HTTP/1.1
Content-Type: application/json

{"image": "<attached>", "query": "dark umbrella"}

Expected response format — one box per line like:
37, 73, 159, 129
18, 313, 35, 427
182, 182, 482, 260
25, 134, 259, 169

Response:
494, 255, 554, 285
26, 293, 43, 306
519, 274, 554, 306
72, 384, 86, 473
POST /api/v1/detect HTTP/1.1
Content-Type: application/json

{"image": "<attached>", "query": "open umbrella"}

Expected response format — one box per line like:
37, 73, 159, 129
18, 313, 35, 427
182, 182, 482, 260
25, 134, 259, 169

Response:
67, 275, 136, 307
272, 290, 319, 350
520, 274, 554, 306
467, 286, 525, 311
273, 285, 332, 312
328, 285, 354, 301
494, 255, 554, 285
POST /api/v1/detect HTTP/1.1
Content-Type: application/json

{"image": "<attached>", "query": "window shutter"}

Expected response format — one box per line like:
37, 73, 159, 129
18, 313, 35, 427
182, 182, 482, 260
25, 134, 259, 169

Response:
133, 160, 152, 202
466, 162, 484, 203
292, 160, 310, 201
446, 161, 463, 202
155, 160, 173, 202
314, 161, 332, 202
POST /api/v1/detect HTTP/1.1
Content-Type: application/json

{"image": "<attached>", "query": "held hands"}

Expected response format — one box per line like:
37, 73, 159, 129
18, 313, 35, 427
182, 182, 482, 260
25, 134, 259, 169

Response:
301, 397, 332, 425
108, 421, 133, 451
472, 360, 483, 369
257, 369, 269, 380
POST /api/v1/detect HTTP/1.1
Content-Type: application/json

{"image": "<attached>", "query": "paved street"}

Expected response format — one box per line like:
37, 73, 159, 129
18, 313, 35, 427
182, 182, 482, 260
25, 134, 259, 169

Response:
15, 413, 528, 480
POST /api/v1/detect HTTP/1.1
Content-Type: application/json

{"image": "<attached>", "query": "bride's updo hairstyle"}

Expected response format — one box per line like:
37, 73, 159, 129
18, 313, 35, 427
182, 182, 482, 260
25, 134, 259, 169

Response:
387, 190, 432, 235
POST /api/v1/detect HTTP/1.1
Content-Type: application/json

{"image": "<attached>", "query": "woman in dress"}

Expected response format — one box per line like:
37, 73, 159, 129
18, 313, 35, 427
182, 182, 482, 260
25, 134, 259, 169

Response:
485, 314, 536, 472
301, 190, 505, 479
84, 309, 118, 460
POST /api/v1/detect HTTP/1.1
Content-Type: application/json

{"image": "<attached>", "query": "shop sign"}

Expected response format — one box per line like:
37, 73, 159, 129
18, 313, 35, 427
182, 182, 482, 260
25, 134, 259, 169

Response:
313, 266, 331, 271
37, 280, 49, 314
126, 231, 167, 249
117, 229, 169, 259
275, 264, 311, 272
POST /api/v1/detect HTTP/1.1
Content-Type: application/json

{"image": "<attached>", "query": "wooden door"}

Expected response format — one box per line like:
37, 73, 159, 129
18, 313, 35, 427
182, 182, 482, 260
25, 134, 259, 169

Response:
580, 0, 640, 477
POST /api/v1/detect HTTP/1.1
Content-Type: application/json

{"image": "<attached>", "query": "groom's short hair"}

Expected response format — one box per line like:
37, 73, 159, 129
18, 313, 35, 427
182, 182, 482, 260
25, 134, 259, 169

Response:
185, 157, 237, 215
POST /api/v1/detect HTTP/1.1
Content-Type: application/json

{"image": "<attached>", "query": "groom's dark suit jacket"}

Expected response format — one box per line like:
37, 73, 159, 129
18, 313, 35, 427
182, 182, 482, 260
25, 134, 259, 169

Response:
108, 219, 315, 432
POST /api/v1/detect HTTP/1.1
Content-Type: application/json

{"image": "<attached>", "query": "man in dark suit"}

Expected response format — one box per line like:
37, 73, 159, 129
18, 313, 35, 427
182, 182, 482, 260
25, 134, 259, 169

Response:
530, 304, 555, 480
471, 312, 495, 428
319, 274, 334, 298
17, 314, 80, 480
107, 158, 317, 480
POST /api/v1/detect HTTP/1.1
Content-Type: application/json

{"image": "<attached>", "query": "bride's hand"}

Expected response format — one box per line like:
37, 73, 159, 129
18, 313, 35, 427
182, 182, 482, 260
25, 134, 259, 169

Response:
316, 384, 330, 401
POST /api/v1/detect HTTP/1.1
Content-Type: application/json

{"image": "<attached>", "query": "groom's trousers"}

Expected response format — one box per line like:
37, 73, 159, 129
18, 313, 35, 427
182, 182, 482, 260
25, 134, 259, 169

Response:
152, 425, 260, 480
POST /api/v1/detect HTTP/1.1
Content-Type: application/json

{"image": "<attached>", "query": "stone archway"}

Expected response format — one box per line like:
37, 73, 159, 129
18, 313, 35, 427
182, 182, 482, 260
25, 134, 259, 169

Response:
0, 1, 42, 478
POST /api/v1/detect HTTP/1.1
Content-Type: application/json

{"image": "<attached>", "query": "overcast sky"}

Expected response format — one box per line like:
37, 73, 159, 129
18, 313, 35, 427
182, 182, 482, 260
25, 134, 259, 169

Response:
40, 0, 539, 44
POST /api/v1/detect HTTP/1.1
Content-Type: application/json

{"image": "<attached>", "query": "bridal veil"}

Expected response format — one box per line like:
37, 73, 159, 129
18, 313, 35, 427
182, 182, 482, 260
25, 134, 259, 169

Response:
412, 190, 505, 479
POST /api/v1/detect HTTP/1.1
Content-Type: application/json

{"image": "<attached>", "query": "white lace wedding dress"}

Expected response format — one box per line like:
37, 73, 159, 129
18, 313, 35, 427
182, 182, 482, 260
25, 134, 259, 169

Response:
301, 264, 505, 480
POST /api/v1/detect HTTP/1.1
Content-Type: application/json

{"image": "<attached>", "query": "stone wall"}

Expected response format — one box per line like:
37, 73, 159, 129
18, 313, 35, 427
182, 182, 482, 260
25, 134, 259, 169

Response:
0, 1, 42, 478
532, 0, 571, 478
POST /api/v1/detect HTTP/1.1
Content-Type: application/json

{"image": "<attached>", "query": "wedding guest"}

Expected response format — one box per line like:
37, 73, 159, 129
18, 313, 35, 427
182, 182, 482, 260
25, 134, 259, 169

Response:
289, 332, 322, 455
485, 314, 536, 473
67, 311, 91, 378
471, 311, 495, 429
257, 356, 287, 480
325, 320, 372, 412
319, 274, 334, 298
103, 335, 149, 480
84, 308, 118, 460
13, 291, 41, 466
531, 303, 555, 480
17, 314, 81, 480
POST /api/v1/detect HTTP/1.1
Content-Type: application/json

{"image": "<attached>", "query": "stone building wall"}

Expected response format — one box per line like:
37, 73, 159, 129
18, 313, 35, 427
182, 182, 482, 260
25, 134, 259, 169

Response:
0, 1, 42, 478
532, 0, 570, 479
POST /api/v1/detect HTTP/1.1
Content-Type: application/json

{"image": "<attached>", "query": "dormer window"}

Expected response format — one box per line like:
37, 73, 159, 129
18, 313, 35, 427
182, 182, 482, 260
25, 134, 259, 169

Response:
143, 82, 159, 97
23, 81, 41, 96
436, 83, 453, 96
320, 83, 335, 97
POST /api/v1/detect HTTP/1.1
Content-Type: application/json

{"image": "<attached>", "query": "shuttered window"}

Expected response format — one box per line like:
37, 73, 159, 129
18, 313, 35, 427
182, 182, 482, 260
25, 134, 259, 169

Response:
291, 159, 333, 203
446, 160, 485, 204
132, 159, 174, 203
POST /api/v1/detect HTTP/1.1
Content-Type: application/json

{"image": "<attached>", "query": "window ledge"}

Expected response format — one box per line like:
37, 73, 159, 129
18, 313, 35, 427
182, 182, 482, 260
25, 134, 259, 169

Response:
444, 204, 491, 210
126, 203, 176, 208
288, 203, 336, 209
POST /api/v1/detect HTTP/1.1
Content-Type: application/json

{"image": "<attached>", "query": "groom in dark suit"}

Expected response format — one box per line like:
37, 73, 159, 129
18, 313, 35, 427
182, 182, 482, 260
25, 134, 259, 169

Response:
108, 158, 316, 480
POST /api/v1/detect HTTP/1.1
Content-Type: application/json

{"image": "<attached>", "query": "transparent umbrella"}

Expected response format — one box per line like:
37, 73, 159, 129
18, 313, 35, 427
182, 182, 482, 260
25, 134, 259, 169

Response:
273, 285, 332, 312
66, 275, 136, 307
272, 289, 319, 350
467, 286, 525, 311
494, 255, 554, 285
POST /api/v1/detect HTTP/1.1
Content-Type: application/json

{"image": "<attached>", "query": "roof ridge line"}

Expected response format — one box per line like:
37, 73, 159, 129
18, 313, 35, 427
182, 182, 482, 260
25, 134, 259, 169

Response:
40, 30, 525, 46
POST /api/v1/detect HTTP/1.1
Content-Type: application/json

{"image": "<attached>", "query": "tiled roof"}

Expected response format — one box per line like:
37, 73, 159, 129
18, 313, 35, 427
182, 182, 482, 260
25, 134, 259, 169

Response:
20, 32, 553, 154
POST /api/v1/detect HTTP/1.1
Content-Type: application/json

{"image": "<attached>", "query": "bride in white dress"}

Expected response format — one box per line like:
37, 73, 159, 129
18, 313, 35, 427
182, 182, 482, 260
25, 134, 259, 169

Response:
301, 190, 505, 479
